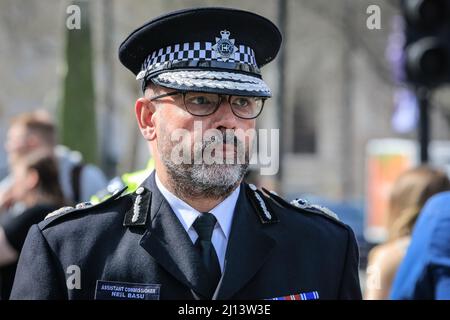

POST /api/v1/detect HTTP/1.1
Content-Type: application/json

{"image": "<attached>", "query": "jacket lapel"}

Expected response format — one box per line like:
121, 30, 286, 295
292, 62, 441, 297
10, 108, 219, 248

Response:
214, 185, 277, 300
138, 173, 215, 299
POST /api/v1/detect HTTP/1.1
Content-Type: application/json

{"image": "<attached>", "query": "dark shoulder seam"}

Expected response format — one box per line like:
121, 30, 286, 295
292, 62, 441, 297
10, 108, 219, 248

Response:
33, 224, 68, 298
336, 226, 359, 298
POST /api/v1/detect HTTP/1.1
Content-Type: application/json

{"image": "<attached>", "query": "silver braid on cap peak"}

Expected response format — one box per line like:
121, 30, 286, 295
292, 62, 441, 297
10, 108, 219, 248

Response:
154, 71, 272, 94
161, 70, 263, 82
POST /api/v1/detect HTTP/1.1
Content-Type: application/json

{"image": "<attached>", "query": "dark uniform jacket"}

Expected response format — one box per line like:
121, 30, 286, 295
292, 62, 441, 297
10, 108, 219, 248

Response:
10, 173, 362, 300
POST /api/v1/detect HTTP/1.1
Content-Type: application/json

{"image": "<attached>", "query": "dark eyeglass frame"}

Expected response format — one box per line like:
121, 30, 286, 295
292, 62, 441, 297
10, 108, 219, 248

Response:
149, 91, 266, 120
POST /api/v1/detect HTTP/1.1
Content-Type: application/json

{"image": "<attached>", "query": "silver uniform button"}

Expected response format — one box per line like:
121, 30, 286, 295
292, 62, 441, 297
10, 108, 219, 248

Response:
136, 187, 145, 195
76, 202, 92, 209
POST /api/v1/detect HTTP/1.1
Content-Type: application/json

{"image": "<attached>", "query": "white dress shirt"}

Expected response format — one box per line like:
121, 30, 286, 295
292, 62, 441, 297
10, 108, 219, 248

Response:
155, 173, 239, 272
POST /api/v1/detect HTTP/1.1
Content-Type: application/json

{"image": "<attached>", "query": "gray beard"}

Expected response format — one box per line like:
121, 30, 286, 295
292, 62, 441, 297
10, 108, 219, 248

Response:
163, 161, 248, 200
159, 132, 249, 200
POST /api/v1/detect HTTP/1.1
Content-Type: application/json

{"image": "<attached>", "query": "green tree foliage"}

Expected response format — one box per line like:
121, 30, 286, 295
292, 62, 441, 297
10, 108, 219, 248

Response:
60, 1, 98, 164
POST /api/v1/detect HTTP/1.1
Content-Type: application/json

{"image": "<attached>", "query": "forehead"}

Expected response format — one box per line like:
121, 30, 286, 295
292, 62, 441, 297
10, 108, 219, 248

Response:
8, 123, 28, 137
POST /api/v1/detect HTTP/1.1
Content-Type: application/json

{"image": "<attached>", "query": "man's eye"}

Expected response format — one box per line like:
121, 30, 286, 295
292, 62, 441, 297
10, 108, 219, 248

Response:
232, 98, 251, 108
189, 96, 213, 105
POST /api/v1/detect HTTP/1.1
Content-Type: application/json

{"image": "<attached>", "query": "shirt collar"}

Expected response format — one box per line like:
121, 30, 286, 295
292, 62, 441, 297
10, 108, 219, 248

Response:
155, 172, 239, 239
208, 185, 239, 240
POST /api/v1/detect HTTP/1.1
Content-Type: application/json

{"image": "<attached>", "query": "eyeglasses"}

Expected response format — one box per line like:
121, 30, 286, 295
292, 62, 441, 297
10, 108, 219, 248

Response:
149, 91, 266, 119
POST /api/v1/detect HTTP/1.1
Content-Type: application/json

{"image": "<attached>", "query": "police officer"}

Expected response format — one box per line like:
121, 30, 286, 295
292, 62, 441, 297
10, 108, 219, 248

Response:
10, 7, 362, 300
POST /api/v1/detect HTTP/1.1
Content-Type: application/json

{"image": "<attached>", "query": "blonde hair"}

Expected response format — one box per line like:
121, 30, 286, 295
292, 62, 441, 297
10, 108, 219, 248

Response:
387, 166, 450, 240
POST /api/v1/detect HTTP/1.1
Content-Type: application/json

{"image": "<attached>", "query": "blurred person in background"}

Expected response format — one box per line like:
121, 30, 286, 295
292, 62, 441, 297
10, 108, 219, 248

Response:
364, 166, 450, 300
0, 150, 66, 299
10, 7, 361, 300
0, 181, 14, 216
0, 110, 107, 212
390, 191, 450, 300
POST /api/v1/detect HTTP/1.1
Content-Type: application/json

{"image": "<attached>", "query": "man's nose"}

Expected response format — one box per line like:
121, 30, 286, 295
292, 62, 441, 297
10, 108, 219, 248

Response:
211, 98, 238, 129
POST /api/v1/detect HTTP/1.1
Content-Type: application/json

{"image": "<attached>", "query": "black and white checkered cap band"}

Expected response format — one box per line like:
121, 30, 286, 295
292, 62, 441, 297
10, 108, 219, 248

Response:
136, 42, 259, 81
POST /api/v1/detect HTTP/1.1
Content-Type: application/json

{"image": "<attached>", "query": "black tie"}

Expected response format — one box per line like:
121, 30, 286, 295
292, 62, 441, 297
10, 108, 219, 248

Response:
193, 213, 221, 296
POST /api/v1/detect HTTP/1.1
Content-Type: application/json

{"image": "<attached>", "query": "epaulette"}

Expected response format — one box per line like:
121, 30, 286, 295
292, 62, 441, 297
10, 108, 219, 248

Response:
40, 186, 129, 230
260, 187, 344, 226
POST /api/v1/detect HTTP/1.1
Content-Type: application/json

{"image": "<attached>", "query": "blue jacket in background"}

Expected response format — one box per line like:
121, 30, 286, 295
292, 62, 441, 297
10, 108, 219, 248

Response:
391, 191, 450, 300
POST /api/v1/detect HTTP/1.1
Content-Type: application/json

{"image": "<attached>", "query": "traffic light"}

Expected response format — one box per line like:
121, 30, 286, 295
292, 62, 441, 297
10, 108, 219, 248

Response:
401, 0, 450, 87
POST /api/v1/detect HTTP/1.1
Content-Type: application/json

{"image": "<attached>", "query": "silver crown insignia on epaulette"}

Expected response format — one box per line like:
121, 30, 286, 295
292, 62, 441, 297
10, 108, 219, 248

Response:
75, 202, 92, 209
290, 198, 312, 209
290, 199, 339, 220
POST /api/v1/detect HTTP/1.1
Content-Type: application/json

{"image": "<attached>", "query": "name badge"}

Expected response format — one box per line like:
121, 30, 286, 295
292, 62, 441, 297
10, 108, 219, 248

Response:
95, 280, 161, 300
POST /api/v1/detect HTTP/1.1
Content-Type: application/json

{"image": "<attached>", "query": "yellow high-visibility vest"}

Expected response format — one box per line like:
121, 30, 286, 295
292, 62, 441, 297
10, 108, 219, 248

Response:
90, 158, 154, 204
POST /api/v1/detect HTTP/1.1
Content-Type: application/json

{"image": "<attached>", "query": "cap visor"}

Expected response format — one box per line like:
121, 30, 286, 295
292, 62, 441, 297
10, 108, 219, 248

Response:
149, 70, 272, 97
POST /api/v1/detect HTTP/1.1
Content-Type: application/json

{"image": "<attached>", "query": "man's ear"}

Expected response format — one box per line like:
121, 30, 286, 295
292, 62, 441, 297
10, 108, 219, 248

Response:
135, 98, 157, 141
